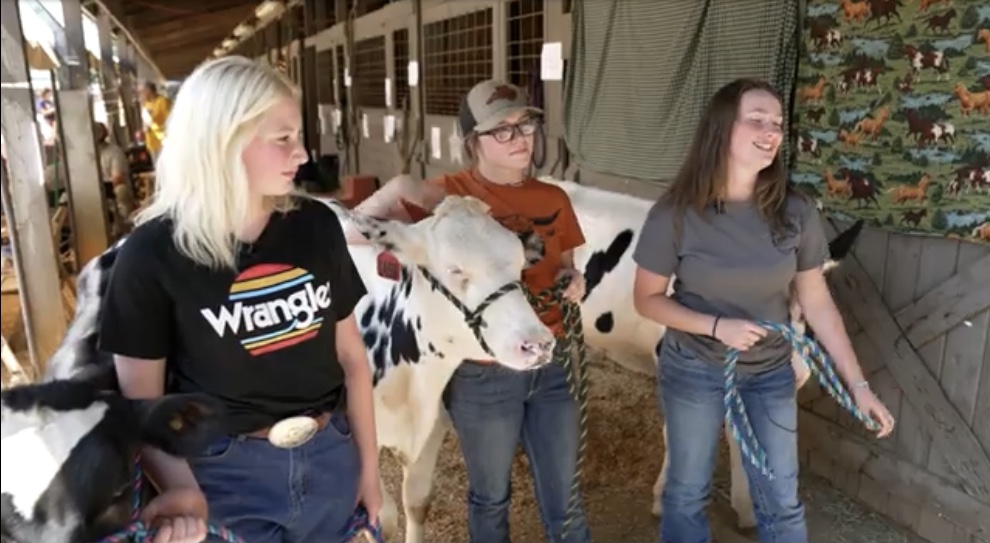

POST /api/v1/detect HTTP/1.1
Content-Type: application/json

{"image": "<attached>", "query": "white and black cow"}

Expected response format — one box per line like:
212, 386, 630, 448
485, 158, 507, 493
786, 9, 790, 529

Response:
1, 248, 227, 543
336, 178, 862, 540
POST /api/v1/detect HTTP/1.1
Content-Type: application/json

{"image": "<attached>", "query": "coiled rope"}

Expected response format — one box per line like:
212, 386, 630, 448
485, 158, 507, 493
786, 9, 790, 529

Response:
525, 275, 589, 539
724, 320, 881, 479
94, 454, 242, 543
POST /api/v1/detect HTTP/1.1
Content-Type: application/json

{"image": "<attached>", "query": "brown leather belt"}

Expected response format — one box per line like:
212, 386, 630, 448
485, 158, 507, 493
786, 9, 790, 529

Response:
244, 411, 332, 439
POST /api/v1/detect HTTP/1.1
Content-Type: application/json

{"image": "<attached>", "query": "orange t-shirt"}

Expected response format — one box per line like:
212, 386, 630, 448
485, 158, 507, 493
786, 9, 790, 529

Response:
420, 169, 585, 337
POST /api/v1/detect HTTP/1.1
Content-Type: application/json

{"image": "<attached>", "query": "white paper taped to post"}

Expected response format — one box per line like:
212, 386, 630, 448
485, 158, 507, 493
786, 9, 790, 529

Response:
431, 126, 442, 159
449, 121, 463, 165
540, 42, 563, 81
385, 77, 392, 108
344, 67, 352, 87
362, 114, 369, 139
384, 115, 395, 143
408, 61, 419, 87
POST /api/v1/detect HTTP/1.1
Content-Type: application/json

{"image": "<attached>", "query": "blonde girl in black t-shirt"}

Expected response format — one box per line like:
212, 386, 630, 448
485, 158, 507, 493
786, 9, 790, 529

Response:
98, 56, 381, 543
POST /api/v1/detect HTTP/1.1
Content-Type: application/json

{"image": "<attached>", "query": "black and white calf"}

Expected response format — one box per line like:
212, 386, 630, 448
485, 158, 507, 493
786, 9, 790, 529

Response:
1, 244, 226, 543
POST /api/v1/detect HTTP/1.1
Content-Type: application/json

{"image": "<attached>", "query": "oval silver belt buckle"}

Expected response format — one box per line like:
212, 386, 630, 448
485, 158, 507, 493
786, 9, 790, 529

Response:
268, 415, 319, 448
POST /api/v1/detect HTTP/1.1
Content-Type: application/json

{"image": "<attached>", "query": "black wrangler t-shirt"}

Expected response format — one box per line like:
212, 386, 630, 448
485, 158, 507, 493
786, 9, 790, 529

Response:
98, 197, 367, 434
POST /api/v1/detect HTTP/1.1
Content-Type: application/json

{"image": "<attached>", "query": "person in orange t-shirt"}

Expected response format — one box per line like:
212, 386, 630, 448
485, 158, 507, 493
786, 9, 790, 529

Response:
352, 79, 591, 543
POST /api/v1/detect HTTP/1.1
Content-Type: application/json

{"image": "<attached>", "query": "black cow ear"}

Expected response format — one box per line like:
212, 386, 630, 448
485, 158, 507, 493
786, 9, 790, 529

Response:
137, 394, 227, 457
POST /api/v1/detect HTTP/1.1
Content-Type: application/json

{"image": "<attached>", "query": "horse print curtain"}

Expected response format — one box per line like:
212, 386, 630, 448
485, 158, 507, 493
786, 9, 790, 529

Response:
790, 0, 990, 245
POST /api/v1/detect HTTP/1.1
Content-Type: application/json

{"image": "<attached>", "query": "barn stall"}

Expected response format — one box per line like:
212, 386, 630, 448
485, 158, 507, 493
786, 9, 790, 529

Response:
2, 0, 988, 542
220, 0, 989, 541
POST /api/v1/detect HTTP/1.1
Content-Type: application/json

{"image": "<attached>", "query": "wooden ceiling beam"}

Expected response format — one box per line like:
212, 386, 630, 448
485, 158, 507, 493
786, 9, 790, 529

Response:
127, 0, 249, 31
130, 5, 251, 36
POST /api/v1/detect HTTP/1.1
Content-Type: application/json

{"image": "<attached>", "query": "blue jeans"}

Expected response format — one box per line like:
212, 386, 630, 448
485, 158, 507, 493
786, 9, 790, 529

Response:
446, 360, 592, 543
657, 337, 807, 543
189, 411, 360, 543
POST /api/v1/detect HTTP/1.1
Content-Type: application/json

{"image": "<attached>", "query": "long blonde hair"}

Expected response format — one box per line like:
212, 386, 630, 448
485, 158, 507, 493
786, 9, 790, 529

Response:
135, 56, 301, 270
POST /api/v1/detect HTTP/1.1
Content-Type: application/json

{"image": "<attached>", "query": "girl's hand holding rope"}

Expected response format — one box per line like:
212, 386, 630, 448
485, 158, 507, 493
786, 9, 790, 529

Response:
141, 487, 209, 543
713, 317, 768, 351
851, 385, 896, 438
556, 268, 586, 302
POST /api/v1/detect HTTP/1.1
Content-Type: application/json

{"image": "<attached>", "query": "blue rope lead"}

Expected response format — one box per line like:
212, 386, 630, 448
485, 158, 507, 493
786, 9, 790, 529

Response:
723, 320, 881, 480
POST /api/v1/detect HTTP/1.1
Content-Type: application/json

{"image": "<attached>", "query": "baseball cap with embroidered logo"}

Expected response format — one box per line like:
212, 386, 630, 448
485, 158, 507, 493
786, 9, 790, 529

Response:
458, 79, 543, 136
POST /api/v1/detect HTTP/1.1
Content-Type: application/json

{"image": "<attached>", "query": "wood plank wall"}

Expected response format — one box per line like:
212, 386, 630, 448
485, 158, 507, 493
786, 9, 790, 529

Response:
800, 221, 990, 543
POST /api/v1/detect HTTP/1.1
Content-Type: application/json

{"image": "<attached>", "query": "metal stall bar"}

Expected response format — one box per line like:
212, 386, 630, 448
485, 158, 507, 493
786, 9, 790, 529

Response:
0, 0, 69, 375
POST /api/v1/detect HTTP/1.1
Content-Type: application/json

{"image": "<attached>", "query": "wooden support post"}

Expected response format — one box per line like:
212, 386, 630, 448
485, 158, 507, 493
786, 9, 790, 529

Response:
96, 8, 127, 146
342, 1, 360, 175
52, 0, 111, 266
118, 43, 140, 142
2, 335, 32, 384
0, 1, 68, 374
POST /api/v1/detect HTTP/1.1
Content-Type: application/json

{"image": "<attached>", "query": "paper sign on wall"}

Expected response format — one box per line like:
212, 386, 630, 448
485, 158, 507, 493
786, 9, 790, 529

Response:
362, 113, 370, 139
449, 121, 463, 165
344, 67, 352, 87
408, 61, 419, 87
384, 115, 396, 143
385, 77, 393, 108
431, 126, 441, 159
540, 42, 563, 81
317, 104, 331, 135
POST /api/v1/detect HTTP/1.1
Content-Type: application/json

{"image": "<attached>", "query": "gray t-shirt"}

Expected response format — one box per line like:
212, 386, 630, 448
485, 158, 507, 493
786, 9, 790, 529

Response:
633, 193, 829, 373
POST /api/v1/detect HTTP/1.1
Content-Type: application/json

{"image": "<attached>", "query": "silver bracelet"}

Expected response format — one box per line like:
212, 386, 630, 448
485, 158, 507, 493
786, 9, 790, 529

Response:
850, 380, 870, 390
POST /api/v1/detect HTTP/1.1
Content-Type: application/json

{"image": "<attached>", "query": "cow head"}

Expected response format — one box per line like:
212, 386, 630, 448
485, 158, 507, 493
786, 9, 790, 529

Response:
1, 373, 226, 543
350, 195, 556, 370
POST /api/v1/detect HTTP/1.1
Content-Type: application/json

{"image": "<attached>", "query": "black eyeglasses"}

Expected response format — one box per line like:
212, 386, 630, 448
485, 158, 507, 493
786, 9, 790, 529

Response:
479, 119, 540, 144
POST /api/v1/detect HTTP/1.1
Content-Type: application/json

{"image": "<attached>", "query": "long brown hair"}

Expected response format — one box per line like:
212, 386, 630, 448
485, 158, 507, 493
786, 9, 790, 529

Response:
663, 78, 794, 242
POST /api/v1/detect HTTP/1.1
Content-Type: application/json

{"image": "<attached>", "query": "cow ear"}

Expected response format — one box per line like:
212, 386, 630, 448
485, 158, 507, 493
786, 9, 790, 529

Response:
350, 213, 428, 265
137, 394, 227, 457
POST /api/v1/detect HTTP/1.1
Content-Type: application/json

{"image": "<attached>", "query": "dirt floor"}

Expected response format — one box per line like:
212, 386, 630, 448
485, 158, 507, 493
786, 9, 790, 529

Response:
376, 353, 923, 543
1, 292, 923, 542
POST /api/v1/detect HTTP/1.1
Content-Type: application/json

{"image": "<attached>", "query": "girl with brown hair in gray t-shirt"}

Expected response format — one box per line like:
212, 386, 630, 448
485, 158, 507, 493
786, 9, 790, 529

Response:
631, 78, 895, 543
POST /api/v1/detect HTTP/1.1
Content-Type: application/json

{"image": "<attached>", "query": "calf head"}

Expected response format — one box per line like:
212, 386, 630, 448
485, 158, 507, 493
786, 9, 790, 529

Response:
1, 373, 226, 543
351, 195, 556, 370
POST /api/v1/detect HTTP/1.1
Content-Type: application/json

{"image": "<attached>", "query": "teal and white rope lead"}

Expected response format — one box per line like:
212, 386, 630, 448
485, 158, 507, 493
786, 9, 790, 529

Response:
723, 320, 881, 480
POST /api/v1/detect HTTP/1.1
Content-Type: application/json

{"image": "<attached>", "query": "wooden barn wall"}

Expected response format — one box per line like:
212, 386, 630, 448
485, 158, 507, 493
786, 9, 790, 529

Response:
799, 222, 990, 543
246, 2, 990, 542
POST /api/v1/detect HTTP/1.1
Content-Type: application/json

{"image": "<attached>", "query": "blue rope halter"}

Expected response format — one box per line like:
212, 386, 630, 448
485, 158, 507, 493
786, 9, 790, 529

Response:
723, 321, 881, 479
